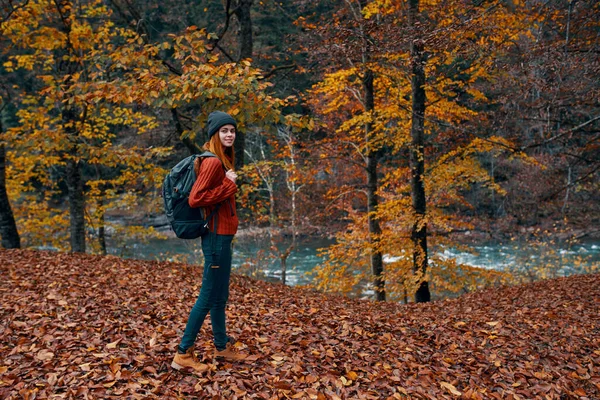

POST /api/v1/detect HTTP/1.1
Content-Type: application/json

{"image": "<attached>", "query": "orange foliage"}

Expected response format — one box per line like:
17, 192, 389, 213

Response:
306, 0, 539, 299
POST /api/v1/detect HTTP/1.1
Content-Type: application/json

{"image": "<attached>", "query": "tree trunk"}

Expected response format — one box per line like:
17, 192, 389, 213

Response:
409, 0, 430, 303
267, 185, 283, 283
234, 125, 245, 171
235, 0, 253, 61
58, 0, 86, 253
98, 198, 107, 255
64, 117, 86, 253
284, 188, 298, 287
280, 255, 287, 286
233, 0, 253, 171
364, 68, 385, 301
98, 224, 106, 254
0, 138, 21, 249
235, 0, 254, 170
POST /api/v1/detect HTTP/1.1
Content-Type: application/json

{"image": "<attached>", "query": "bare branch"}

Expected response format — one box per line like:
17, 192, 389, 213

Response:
0, 0, 31, 25
259, 64, 297, 80
523, 114, 600, 150
207, 0, 236, 54
541, 164, 600, 202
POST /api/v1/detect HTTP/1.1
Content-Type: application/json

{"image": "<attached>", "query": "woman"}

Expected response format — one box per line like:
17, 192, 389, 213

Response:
171, 111, 247, 373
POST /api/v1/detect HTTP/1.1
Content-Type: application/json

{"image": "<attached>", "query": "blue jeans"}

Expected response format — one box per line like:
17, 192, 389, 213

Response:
178, 234, 234, 352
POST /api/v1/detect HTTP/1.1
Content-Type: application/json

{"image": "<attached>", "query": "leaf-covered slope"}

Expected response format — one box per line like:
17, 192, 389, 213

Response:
1, 249, 598, 399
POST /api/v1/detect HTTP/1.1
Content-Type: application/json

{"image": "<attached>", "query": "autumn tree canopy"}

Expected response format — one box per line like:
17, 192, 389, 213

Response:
1, 0, 598, 301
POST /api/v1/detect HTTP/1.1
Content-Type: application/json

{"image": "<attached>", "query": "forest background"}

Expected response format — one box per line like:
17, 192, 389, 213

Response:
0, 0, 598, 303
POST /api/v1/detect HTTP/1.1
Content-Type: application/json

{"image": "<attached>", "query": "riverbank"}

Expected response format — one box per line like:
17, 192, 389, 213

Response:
105, 230, 600, 288
101, 211, 600, 291
1, 249, 598, 398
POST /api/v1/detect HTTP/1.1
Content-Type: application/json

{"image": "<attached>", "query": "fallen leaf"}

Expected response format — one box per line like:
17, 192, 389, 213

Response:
79, 363, 91, 371
347, 371, 358, 380
106, 339, 122, 349
274, 381, 292, 390
440, 382, 462, 396
1, 249, 599, 399
36, 350, 54, 361
46, 373, 57, 386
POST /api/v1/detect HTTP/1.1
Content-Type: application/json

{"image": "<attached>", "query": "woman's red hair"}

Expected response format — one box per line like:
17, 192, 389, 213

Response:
194, 133, 235, 174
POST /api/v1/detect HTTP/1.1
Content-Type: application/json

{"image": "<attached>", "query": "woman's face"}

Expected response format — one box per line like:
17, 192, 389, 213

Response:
218, 124, 236, 148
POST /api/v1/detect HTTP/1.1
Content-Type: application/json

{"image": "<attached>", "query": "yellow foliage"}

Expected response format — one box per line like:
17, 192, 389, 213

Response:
306, 0, 539, 300
3, 0, 305, 252
1, 0, 172, 251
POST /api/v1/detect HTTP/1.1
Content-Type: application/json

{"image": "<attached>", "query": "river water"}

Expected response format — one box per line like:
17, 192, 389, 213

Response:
107, 235, 600, 286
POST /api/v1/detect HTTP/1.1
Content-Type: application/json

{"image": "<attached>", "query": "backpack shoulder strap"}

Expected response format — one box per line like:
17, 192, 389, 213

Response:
197, 151, 226, 171
198, 151, 216, 158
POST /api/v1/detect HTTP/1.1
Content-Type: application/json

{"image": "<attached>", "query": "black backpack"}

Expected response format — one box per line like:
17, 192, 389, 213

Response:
162, 151, 221, 239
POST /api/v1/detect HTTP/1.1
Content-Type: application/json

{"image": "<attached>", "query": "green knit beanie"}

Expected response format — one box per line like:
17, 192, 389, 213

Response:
207, 111, 237, 138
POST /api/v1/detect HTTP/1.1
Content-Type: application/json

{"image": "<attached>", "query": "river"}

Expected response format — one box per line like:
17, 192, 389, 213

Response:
107, 235, 600, 286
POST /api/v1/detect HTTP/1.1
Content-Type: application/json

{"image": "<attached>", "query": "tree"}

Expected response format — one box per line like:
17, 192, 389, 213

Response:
488, 0, 599, 229
242, 122, 311, 285
308, 0, 535, 301
0, 4, 23, 249
2, 0, 169, 251
58, 0, 86, 252
233, 0, 254, 171
298, 0, 387, 300
0, 120, 20, 249
3, 0, 305, 251
407, 0, 430, 302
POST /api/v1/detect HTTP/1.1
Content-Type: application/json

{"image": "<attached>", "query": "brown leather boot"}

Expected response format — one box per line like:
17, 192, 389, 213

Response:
171, 346, 209, 372
214, 342, 247, 362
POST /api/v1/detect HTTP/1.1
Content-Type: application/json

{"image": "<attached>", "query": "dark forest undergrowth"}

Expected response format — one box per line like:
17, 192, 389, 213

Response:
1, 249, 598, 399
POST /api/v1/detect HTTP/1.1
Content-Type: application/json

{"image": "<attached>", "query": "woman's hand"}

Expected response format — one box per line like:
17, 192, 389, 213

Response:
225, 169, 237, 183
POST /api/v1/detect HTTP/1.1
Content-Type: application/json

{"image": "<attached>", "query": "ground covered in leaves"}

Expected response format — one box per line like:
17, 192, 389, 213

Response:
1, 250, 599, 399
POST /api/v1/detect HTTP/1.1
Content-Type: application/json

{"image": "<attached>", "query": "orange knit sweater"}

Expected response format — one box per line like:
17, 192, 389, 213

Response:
188, 157, 238, 235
